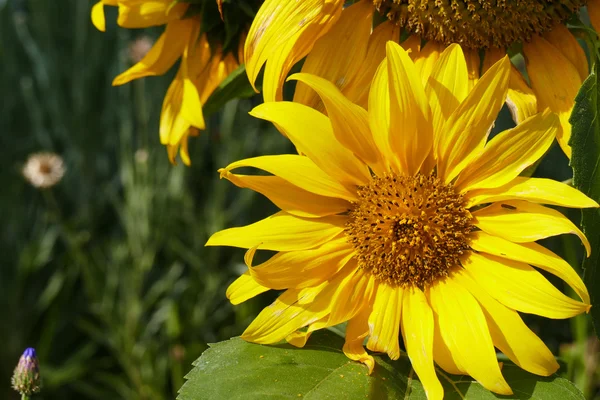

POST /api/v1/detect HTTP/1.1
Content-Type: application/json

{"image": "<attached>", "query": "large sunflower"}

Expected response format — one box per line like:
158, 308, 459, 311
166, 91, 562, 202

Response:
208, 42, 597, 399
91, 0, 241, 165
245, 0, 600, 158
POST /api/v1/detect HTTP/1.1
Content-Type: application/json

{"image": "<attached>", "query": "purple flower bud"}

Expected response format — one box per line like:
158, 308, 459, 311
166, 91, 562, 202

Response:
11, 348, 42, 396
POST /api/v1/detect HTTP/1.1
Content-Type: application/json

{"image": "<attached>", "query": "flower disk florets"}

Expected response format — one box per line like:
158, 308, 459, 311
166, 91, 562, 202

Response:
346, 173, 472, 288
372, 0, 586, 48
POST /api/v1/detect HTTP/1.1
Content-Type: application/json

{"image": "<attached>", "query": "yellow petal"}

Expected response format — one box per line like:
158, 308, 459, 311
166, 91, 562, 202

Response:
456, 109, 558, 192
287, 323, 322, 348
464, 48, 481, 89
463, 252, 590, 318
437, 56, 510, 183
245, 237, 353, 289
343, 305, 375, 374
327, 268, 376, 325
588, 0, 600, 32
413, 41, 443, 86
366, 283, 402, 360
91, 2, 107, 32
245, 0, 344, 101
557, 112, 573, 158
288, 266, 375, 348
473, 200, 591, 256
179, 75, 205, 131
523, 35, 582, 158
368, 60, 398, 173
242, 264, 356, 343
453, 271, 559, 376
400, 35, 420, 55
426, 44, 469, 147
159, 30, 207, 149
166, 141, 179, 165
260, 40, 299, 102
401, 288, 443, 400
343, 21, 400, 108
470, 230, 590, 304
116, 1, 187, 28
308, 266, 375, 331
178, 131, 192, 166
206, 211, 346, 251
293, 0, 373, 109
386, 41, 433, 175
221, 171, 350, 218
286, 325, 318, 348
432, 312, 464, 375
194, 48, 237, 104
160, 74, 190, 145
112, 19, 195, 85
481, 47, 503, 73
544, 25, 589, 82
177, 32, 209, 132
221, 155, 357, 201
249, 101, 370, 186
466, 176, 599, 209
242, 285, 325, 344
288, 73, 383, 173
429, 277, 512, 395
226, 272, 269, 305
504, 62, 538, 124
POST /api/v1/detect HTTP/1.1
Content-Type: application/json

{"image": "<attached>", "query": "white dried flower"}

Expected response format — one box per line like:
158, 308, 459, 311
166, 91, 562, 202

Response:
22, 152, 66, 189
135, 148, 149, 164
128, 36, 153, 64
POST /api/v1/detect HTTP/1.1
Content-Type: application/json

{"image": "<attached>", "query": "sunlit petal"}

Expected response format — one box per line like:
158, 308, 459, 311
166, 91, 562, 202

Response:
473, 200, 591, 256
463, 252, 590, 318
221, 155, 357, 201
250, 100, 371, 186
456, 110, 558, 191
454, 271, 559, 376
367, 283, 403, 360
226, 272, 270, 305
206, 211, 346, 251
466, 176, 599, 209
221, 171, 350, 218
437, 56, 510, 183
470, 231, 589, 304
386, 42, 433, 175
402, 288, 443, 400
429, 278, 512, 395
293, 1, 373, 109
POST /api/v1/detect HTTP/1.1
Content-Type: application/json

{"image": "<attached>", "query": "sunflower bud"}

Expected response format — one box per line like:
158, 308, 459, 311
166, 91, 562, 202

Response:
11, 348, 42, 396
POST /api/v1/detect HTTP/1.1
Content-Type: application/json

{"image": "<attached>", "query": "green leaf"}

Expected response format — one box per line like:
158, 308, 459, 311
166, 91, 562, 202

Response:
178, 330, 583, 399
202, 64, 257, 117
570, 63, 600, 337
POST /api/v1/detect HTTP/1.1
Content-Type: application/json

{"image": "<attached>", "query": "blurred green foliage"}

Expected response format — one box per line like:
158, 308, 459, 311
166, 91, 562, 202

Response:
0, 0, 288, 398
1, 0, 599, 399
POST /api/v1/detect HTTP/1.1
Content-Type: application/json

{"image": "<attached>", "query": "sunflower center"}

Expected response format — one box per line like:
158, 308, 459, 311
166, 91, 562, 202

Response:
345, 173, 472, 288
372, 0, 585, 49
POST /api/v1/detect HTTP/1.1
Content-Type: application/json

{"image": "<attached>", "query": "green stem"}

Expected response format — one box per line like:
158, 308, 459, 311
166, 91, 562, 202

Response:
41, 189, 97, 299
21, 394, 30, 400
562, 235, 590, 397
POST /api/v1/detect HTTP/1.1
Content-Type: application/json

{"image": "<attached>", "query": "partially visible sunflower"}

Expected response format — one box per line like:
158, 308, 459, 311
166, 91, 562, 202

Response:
245, 0, 600, 157
91, 0, 248, 164
209, 42, 597, 399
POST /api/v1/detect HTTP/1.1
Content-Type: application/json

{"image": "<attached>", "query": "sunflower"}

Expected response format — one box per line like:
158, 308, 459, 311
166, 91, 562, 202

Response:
245, 0, 600, 158
91, 0, 242, 165
208, 42, 597, 399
